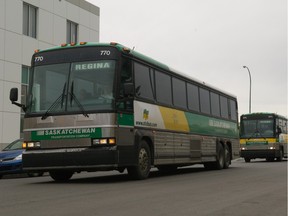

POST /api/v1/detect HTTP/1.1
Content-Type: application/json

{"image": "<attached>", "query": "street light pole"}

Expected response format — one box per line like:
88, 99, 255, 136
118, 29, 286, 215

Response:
243, 66, 252, 113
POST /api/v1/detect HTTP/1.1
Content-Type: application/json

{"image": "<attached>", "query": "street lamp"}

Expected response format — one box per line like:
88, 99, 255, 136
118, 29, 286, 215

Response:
243, 66, 252, 113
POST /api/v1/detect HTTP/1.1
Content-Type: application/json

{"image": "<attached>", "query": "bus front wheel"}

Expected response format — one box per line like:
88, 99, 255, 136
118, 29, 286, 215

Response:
49, 170, 74, 182
127, 141, 151, 180
276, 149, 283, 162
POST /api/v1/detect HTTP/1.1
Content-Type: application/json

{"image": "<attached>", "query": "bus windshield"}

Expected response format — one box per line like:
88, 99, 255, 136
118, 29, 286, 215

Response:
27, 60, 116, 115
240, 119, 274, 138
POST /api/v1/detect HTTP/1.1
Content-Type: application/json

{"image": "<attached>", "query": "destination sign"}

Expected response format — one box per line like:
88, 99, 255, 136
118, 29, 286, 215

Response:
73, 61, 113, 71
33, 46, 119, 66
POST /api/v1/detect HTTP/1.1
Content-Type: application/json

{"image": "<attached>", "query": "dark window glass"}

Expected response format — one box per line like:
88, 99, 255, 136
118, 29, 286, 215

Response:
155, 71, 172, 105
210, 92, 220, 117
21, 66, 30, 133
220, 96, 229, 119
199, 88, 210, 114
187, 83, 199, 112
230, 99, 237, 121
172, 77, 187, 109
134, 62, 154, 100
23, 3, 37, 38
67, 20, 78, 43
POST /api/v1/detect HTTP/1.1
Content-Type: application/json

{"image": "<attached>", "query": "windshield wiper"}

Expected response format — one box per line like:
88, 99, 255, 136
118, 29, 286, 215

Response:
248, 129, 266, 140
41, 83, 66, 120
69, 82, 89, 118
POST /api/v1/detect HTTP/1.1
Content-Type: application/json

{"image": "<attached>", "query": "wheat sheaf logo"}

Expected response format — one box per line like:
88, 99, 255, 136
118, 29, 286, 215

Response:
143, 109, 149, 120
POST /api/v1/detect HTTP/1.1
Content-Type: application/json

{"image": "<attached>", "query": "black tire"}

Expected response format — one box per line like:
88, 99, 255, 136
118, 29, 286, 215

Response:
0, 175, 2, 179
204, 144, 225, 170
223, 145, 231, 169
49, 170, 74, 182
127, 141, 151, 180
276, 149, 283, 162
266, 157, 274, 162
244, 158, 251, 163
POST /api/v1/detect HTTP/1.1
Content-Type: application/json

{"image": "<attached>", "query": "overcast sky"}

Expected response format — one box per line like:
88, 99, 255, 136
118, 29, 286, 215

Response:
87, 0, 287, 117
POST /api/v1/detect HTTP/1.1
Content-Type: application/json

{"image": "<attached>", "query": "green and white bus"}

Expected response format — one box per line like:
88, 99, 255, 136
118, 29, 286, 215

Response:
10, 42, 239, 181
240, 113, 288, 162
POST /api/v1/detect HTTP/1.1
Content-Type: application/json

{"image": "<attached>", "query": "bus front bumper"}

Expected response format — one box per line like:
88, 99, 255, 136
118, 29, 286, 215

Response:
22, 146, 135, 172
240, 149, 280, 159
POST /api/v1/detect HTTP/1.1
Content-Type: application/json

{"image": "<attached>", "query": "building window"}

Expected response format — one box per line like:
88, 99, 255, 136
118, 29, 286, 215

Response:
23, 3, 37, 38
67, 20, 78, 43
21, 66, 30, 133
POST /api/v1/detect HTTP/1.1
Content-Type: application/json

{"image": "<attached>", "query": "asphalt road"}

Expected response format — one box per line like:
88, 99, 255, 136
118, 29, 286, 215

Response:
0, 159, 287, 216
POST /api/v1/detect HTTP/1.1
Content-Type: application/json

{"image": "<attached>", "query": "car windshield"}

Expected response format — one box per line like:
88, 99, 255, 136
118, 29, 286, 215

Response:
4, 139, 23, 151
241, 119, 274, 138
27, 60, 116, 115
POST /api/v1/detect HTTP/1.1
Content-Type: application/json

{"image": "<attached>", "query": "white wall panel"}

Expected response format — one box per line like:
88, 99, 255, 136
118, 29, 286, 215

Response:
2, 112, 21, 143
53, 0, 66, 17
39, 0, 53, 13
0, 0, 4, 29
38, 9, 53, 44
0, 60, 4, 80
66, 2, 79, 23
4, 61, 21, 83
0, 29, 5, 61
5, 0, 22, 34
22, 36, 38, 66
53, 15, 66, 45
5, 31, 22, 64
89, 13, 100, 31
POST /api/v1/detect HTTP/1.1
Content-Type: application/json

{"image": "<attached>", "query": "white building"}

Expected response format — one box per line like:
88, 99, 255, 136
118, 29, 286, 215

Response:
0, 0, 100, 149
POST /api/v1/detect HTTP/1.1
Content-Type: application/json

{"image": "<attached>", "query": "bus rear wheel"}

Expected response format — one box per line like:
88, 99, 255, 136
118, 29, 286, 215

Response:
204, 144, 225, 170
49, 170, 74, 182
127, 141, 151, 180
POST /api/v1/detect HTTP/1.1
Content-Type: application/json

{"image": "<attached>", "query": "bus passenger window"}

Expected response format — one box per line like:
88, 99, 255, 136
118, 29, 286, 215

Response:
199, 88, 210, 115
134, 62, 154, 101
187, 83, 200, 112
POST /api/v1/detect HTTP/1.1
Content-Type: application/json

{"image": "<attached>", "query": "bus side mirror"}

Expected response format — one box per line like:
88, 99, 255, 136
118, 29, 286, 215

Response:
10, 88, 18, 102
277, 127, 282, 135
9, 88, 27, 112
123, 83, 134, 97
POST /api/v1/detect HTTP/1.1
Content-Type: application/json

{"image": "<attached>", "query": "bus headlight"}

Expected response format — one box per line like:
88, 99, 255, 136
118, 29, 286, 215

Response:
23, 141, 41, 149
92, 138, 116, 145
241, 147, 247, 150
269, 147, 275, 150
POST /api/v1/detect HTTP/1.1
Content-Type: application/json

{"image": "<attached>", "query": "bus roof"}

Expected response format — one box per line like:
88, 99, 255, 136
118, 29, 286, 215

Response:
241, 112, 287, 120
35, 42, 237, 99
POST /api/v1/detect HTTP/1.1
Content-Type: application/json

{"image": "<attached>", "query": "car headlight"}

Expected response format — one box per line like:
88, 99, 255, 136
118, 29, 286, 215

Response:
14, 154, 22, 161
